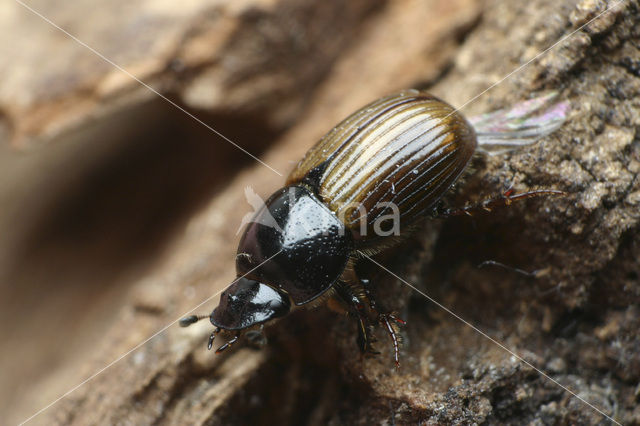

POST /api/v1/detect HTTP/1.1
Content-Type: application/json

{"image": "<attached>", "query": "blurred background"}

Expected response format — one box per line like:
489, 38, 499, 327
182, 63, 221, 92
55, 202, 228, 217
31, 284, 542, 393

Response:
3, 0, 639, 424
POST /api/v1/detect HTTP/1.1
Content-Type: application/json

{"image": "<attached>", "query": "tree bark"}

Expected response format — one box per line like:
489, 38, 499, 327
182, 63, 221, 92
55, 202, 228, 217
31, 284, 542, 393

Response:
3, 0, 639, 424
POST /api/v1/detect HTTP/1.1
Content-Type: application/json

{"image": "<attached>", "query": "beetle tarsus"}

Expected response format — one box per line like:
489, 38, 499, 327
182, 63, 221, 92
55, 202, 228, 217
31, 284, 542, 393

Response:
335, 281, 378, 355
207, 327, 221, 350
215, 334, 239, 354
386, 313, 406, 326
358, 277, 379, 313
435, 188, 566, 218
356, 266, 406, 366
379, 313, 403, 369
357, 322, 381, 355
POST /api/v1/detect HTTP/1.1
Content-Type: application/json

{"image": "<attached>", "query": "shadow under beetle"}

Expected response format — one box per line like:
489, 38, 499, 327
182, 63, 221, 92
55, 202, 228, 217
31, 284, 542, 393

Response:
180, 90, 568, 367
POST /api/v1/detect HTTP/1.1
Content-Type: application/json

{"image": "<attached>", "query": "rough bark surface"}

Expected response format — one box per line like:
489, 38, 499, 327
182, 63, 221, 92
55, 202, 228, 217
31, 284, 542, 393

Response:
3, 0, 639, 425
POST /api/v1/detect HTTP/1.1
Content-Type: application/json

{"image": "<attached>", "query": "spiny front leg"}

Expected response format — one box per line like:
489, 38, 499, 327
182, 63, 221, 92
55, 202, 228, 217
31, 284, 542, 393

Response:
355, 264, 406, 368
334, 281, 378, 355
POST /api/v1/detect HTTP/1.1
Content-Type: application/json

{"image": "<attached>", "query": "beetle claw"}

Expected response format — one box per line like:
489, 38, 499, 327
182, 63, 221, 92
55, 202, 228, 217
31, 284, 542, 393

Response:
388, 313, 406, 326
207, 327, 221, 350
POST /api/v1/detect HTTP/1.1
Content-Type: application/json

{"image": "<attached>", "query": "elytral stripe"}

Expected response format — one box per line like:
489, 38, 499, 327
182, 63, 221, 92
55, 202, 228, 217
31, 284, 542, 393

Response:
366, 139, 457, 224
330, 113, 454, 222
400, 153, 463, 218
352, 116, 452, 209
322, 100, 434, 192
322, 100, 448, 198
287, 92, 422, 185
327, 106, 444, 204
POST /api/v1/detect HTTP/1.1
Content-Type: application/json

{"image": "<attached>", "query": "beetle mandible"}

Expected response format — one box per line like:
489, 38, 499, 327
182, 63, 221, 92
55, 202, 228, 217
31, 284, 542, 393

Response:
180, 89, 568, 366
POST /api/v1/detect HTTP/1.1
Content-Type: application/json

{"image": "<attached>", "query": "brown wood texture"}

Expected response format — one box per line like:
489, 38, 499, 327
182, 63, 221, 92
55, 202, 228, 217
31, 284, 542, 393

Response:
2, 0, 639, 424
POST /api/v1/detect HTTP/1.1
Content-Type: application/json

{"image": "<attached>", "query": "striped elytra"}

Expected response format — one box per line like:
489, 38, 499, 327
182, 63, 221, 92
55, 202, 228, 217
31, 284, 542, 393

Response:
287, 89, 477, 240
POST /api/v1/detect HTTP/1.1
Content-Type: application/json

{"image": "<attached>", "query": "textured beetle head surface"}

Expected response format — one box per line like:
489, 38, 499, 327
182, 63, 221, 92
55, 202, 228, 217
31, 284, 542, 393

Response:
210, 277, 291, 331
179, 277, 291, 352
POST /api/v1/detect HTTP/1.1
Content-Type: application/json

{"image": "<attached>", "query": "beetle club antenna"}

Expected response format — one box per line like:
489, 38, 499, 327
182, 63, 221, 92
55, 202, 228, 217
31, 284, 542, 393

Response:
178, 314, 209, 327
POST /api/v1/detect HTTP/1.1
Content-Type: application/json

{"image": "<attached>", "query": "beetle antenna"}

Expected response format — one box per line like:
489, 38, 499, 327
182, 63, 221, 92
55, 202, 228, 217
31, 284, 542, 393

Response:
179, 314, 209, 327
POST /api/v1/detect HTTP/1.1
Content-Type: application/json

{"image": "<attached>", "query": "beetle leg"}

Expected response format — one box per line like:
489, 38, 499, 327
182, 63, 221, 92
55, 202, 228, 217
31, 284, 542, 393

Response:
379, 313, 403, 369
432, 188, 566, 218
359, 276, 379, 313
354, 264, 406, 368
207, 327, 221, 350
215, 333, 240, 354
334, 281, 378, 355
354, 262, 380, 314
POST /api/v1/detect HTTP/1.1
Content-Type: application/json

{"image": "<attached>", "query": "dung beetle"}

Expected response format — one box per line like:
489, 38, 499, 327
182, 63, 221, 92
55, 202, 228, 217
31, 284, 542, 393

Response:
181, 90, 567, 366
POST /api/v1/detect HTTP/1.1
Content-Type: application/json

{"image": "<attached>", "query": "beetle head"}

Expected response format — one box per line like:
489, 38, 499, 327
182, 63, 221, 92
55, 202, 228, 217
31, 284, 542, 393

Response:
210, 277, 291, 330
180, 277, 291, 353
